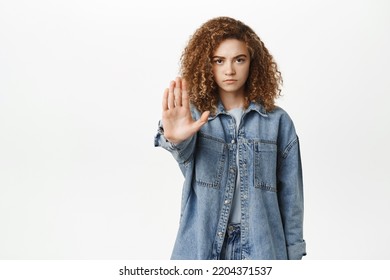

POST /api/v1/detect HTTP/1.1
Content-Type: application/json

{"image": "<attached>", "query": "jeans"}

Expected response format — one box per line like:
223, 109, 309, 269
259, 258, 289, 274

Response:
220, 224, 241, 260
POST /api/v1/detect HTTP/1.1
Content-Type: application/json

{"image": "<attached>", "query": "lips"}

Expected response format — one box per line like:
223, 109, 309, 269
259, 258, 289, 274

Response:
223, 79, 237, 84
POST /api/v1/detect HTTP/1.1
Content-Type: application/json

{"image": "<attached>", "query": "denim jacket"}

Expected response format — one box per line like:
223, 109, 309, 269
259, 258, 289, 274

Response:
154, 102, 306, 260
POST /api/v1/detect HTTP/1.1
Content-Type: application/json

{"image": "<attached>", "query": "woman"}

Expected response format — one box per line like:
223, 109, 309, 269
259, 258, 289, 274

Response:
154, 16, 306, 260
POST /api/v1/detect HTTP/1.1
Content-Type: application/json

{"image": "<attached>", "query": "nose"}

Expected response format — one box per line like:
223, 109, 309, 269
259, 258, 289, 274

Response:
225, 62, 236, 76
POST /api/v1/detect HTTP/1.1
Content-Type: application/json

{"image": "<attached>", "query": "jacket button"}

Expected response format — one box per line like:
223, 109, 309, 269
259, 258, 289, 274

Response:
218, 232, 224, 237
231, 139, 235, 144
224, 199, 230, 204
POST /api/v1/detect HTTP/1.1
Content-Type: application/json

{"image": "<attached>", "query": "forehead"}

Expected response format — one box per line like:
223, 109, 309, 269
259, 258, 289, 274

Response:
213, 39, 249, 56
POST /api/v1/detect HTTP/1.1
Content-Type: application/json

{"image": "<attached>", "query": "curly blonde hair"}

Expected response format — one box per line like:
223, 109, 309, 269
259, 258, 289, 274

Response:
180, 17, 282, 114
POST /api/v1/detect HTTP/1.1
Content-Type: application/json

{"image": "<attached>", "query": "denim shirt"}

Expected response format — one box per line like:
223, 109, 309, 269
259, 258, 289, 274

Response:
154, 102, 306, 260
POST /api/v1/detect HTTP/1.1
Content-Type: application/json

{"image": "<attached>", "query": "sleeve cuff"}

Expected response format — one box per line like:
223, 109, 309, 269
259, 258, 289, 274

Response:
154, 120, 195, 164
287, 240, 306, 260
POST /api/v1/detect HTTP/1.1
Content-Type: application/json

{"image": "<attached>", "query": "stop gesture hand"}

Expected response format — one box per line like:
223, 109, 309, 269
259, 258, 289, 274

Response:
162, 77, 210, 144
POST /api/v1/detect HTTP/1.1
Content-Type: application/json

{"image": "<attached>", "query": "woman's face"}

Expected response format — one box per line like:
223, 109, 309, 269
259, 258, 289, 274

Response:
211, 38, 250, 97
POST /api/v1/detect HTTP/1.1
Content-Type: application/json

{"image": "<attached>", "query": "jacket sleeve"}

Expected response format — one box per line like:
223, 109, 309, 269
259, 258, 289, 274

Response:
277, 136, 306, 260
154, 120, 197, 166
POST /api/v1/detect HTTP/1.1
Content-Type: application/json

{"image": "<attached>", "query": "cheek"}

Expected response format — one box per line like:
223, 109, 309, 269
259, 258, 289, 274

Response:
212, 68, 222, 81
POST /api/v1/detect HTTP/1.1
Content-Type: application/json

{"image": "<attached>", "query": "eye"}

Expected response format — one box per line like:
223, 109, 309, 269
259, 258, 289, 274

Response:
213, 59, 223, 65
236, 58, 246, 63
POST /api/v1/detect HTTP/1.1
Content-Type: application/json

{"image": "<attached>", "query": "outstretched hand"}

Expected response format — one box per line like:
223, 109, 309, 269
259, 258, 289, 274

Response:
162, 77, 210, 144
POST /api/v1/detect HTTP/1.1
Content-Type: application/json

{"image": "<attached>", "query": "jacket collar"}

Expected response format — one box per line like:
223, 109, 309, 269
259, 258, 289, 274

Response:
209, 101, 268, 120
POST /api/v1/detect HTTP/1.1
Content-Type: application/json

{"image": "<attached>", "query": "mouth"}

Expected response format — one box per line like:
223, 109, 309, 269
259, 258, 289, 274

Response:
223, 79, 237, 84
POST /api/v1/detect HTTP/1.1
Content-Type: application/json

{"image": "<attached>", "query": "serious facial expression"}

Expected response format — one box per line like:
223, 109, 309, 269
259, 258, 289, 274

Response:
211, 39, 250, 97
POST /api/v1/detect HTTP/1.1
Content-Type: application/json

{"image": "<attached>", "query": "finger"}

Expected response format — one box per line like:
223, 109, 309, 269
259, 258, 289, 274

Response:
199, 111, 210, 124
174, 77, 182, 107
168, 81, 175, 109
162, 88, 169, 111
182, 79, 190, 109
192, 111, 210, 131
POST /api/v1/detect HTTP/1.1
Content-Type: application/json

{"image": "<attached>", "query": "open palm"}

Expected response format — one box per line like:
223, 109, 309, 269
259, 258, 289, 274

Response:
162, 77, 210, 144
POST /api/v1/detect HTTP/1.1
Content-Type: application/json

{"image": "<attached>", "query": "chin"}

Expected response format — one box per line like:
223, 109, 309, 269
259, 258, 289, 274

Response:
222, 86, 243, 93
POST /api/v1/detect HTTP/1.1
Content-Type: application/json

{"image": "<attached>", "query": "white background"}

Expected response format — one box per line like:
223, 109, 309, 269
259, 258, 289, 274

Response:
0, 0, 389, 260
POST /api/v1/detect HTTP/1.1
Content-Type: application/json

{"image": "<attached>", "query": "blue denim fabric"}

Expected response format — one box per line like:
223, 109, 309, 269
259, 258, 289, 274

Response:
154, 102, 306, 260
220, 224, 242, 260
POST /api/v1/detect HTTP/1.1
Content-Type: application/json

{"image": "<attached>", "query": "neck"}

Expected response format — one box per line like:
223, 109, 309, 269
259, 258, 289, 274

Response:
219, 90, 245, 111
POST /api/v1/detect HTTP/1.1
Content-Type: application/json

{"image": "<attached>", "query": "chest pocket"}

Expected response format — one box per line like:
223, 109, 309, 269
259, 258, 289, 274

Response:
194, 134, 226, 189
254, 141, 277, 192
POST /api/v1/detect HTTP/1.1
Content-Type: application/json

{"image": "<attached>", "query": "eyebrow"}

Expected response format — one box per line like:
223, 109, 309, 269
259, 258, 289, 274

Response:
212, 54, 248, 59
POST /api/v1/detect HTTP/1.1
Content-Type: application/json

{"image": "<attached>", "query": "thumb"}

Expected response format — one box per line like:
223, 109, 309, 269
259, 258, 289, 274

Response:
192, 111, 210, 131
199, 111, 210, 123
